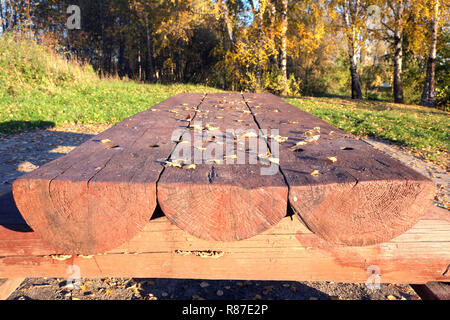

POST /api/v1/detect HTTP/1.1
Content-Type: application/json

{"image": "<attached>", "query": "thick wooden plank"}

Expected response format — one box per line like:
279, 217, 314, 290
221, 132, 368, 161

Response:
411, 282, 450, 300
0, 193, 449, 284
243, 93, 436, 246
12, 93, 205, 254
0, 278, 25, 300
157, 93, 288, 241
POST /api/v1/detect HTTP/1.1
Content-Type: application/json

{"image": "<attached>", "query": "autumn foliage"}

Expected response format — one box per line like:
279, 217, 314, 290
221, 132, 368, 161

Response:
0, 0, 448, 108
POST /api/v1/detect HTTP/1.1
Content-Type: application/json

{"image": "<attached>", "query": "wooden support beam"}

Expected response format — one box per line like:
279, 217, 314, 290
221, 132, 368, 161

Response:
244, 93, 435, 246
0, 278, 25, 300
411, 282, 450, 300
1, 187, 449, 284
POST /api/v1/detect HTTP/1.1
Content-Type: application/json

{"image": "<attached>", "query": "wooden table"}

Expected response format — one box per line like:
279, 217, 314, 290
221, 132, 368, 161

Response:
2, 93, 448, 298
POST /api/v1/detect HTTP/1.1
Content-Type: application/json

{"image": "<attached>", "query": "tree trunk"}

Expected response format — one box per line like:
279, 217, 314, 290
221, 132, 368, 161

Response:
393, 1, 404, 104
343, 3, 362, 100
281, 0, 289, 95
250, 1, 262, 91
219, 0, 236, 50
349, 51, 363, 99
393, 33, 404, 103
138, 51, 142, 81
4, 0, 14, 31
0, 1, 4, 33
421, 0, 439, 107
144, 15, 154, 82
118, 38, 125, 79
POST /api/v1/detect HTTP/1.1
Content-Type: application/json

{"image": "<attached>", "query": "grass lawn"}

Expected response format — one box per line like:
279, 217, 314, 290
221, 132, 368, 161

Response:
287, 96, 449, 167
0, 81, 223, 133
1, 83, 447, 167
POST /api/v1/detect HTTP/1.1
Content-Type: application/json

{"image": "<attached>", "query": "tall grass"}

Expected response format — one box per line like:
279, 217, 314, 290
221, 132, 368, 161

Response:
0, 34, 97, 93
0, 35, 223, 133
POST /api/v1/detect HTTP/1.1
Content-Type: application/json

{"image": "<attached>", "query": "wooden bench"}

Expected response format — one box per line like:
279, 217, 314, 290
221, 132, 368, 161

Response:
2, 93, 448, 298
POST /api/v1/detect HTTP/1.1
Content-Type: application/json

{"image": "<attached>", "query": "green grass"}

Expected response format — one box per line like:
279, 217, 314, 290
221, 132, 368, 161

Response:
0, 80, 223, 132
286, 96, 449, 166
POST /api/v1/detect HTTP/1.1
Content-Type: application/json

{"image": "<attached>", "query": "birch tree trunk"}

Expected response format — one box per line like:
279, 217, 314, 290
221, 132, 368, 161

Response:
281, 0, 289, 95
343, 1, 362, 100
421, 0, 439, 107
219, 0, 236, 50
144, 15, 154, 82
393, 0, 404, 104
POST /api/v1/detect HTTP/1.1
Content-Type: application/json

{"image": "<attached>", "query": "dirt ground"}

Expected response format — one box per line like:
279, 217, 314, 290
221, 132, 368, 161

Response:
6, 278, 419, 300
1, 125, 448, 300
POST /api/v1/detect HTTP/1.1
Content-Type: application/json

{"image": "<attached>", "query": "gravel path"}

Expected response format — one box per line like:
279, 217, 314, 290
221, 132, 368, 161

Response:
1, 125, 448, 300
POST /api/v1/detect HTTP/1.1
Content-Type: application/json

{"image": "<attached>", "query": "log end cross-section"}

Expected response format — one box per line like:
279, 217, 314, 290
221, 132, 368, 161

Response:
13, 178, 158, 254
158, 166, 288, 242
244, 93, 436, 246
12, 93, 436, 253
12, 93, 205, 254
157, 93, 289, 241
289, 172, 436, 246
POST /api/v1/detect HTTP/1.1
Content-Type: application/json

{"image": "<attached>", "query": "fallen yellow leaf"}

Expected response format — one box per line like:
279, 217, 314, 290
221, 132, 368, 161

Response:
272, 135, 288, 143
240, 131, 258, 138
205, 123, 220, 131
258, 151, 271, 159
268, 158, 280, 165
305, 135, 320, 143
165, 161, 183, 168
80, 284, 89, 292
105, 288, 114, 295
310, 170, 320, 176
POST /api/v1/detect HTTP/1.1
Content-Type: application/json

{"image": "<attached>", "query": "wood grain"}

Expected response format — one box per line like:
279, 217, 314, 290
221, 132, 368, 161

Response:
12, 93, 204, 254
0, 278, 25, 300
158, 93, 288, 241
244, 93, 436, 246
1, 195, 449, 284
411, 282, 450, 300
11, 92, 437, 254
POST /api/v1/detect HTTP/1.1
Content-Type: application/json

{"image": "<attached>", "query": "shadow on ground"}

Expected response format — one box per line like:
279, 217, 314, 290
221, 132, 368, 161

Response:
0, 128, 95, 188
0, 120, 56, 134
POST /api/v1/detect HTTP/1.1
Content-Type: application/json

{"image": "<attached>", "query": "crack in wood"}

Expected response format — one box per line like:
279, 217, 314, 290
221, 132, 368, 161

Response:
208, 166, 216, 184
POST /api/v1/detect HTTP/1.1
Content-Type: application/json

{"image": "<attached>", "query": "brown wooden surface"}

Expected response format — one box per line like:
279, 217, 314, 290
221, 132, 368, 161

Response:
1, 189, 449, 283
0, 278, 25, 300
158, 93, 288, 241
11, 93, 437, 254
411, 282, 450, 300
243, 93, 436, 246
12, 93, 205, 254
